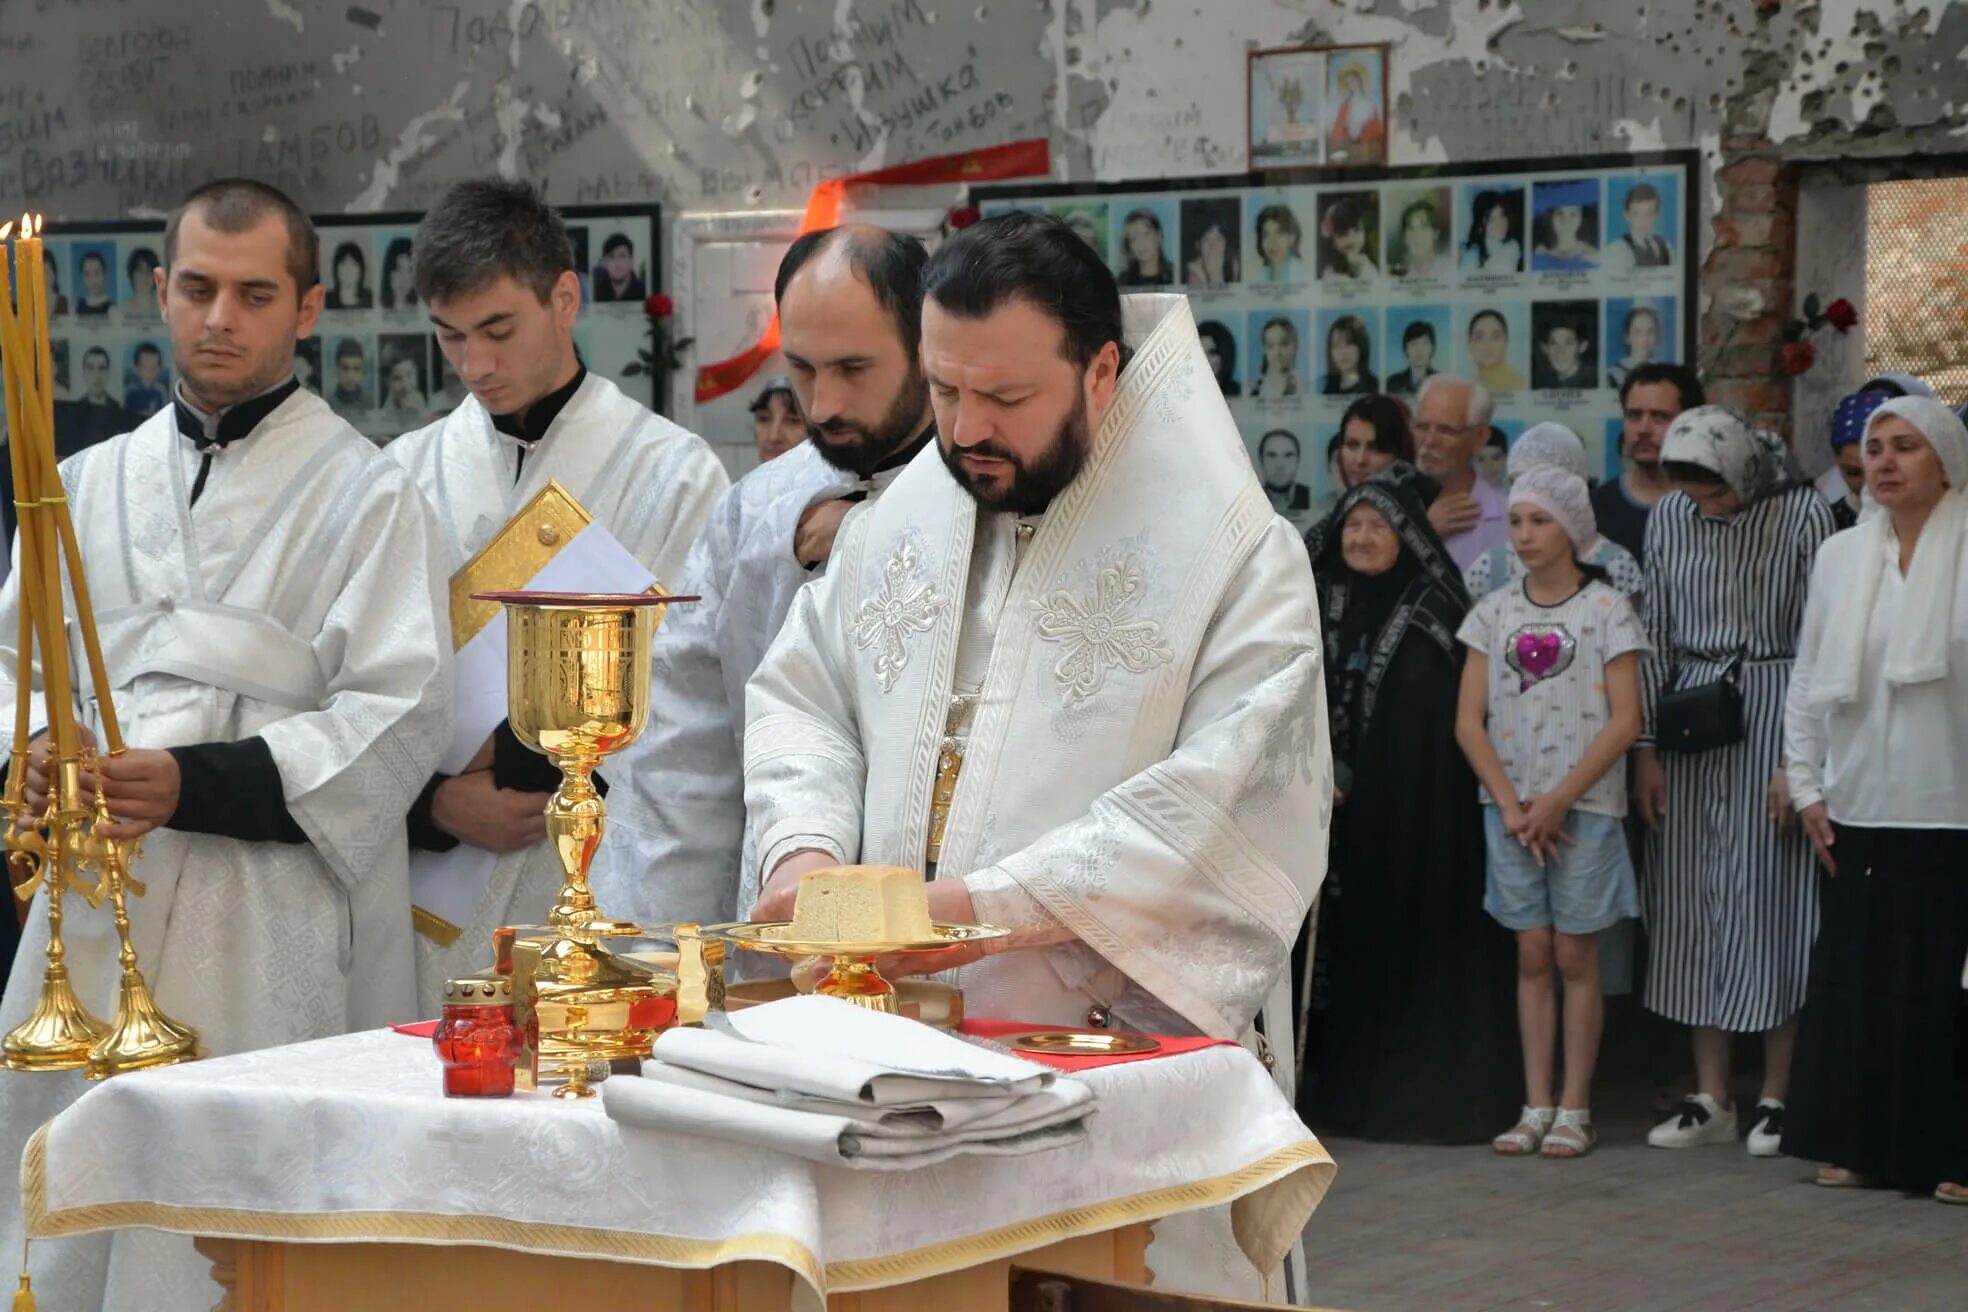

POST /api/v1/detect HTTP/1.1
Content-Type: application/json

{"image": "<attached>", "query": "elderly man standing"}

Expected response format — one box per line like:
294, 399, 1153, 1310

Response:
1412, 374, 1506, 569
743, 213, 1331, 1301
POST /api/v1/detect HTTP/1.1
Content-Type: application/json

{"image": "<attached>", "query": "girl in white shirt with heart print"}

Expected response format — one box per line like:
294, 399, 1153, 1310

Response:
1455, 464, 1648, 1162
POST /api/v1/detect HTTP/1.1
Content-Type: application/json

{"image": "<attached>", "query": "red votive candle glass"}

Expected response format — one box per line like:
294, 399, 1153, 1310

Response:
434, 975, 520, 1098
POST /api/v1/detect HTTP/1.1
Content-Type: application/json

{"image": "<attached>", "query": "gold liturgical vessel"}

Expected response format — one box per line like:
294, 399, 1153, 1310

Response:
475, 589, 696, 1098
0, 215, 200, 1079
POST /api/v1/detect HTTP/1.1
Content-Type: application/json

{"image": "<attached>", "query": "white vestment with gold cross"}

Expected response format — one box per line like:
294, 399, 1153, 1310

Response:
742, 294, 1332, 1302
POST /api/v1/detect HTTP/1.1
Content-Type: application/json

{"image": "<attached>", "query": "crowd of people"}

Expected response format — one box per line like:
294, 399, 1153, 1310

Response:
1292, 359, 1968, 1206
0, 176, 1957, 1312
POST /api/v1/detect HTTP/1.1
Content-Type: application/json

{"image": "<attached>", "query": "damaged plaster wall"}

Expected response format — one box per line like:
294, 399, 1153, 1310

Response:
1, 0, 1960, 223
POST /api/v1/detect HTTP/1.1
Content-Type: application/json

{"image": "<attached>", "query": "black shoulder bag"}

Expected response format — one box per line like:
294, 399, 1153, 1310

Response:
1655, 504, 1777, 755
1656, 653, 1744, 754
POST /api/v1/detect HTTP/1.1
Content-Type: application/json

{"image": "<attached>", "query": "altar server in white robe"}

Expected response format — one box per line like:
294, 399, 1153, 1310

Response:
595, 225, 936, 925
386, 179, 727, 1005
746, 214, 1331, 1302
0, 179, 451, 1312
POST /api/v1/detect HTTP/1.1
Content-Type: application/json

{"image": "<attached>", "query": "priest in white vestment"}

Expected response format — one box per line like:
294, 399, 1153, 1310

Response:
384, 180, 728, 1007
596, 226, 935, 927
0, 181, 451, 1312
744, 214, 1331, 1302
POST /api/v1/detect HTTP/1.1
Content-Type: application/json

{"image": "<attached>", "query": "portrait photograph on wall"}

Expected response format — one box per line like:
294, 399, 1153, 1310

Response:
41, 204, 661, 450
978, 151, 1698, 508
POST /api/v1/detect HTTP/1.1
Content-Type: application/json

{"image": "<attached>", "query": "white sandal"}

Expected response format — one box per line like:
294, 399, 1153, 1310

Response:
1541, 1108, 1598, 1159
1493, 1105, 1555, 1157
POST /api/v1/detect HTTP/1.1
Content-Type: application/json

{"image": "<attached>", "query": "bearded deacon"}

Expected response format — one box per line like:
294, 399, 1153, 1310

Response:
0, 179, 451, 1312
595, 225, 936, 926
387, 180, 727, 1005
744, 214, 1331, 1301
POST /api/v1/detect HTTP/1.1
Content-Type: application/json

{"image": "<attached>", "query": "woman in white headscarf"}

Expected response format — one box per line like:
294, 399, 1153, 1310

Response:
1463, 422, 1643, 600
1781, 396, 1968, 1205
1632, 405, 1837, 1158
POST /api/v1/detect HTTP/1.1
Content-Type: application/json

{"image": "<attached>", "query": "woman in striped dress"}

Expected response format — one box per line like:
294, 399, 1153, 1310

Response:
1630, 406, 1836, 1155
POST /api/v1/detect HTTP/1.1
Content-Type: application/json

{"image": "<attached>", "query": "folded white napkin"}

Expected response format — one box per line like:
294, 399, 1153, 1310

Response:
598, 1070, 1094, 1172
633, 1059, 1093, 1137
657, 994, 1054, 1105
602, 996, 1095, 1169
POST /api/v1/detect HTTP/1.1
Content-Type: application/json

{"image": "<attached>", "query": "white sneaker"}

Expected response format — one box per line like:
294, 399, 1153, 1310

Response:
1745, 1100, 1786, 1157
1648, 1093, 1738, 1147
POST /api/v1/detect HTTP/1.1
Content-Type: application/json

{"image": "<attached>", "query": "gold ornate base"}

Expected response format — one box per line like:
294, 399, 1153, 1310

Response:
818, 960, 900, 1014
86, 971, 203, 1080
3, 964, 108, 1071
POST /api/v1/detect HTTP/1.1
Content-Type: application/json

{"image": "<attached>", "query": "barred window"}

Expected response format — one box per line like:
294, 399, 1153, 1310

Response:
1865, 176, 1968, 398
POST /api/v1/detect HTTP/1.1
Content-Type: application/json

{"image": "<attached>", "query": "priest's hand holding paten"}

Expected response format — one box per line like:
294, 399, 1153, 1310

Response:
732, 864, 1002, 1010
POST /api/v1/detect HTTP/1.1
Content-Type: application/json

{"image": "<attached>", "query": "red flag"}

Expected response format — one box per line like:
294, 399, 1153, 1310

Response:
693, 140, 1051, 405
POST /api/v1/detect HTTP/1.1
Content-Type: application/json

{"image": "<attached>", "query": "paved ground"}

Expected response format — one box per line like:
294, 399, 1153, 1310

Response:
1295, 1018, 1966, 1311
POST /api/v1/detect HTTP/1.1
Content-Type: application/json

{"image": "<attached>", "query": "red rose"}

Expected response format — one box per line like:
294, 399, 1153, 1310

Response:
947, 205, 982, 230
1781, 340, 1817, 375
644, 292, 674, 318
1824, 298, 1858, 332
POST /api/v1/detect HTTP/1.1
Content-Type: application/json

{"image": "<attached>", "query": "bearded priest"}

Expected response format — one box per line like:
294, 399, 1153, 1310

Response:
0, 178, 451, 1312
743, 213, 1331, 1301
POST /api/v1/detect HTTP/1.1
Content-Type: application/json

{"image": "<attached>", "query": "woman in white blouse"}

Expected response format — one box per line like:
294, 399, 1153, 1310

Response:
1782, 395, 1968, 1206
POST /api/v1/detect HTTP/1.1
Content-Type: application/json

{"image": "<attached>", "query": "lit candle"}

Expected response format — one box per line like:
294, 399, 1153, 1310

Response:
0, 223, 31, 782
11, 217, 78, 762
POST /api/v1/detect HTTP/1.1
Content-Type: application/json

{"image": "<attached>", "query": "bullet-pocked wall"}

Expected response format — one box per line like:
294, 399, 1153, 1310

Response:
1, 0, 1959, 423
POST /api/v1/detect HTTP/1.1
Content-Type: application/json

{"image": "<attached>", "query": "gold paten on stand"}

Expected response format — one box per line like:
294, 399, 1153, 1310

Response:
474, 589, 698, 1097
718, 923, 1008, 1016
0, 214, 199, 1077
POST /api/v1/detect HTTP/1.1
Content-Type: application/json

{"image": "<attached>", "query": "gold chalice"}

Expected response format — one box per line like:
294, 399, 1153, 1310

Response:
474, 590, 697, 1094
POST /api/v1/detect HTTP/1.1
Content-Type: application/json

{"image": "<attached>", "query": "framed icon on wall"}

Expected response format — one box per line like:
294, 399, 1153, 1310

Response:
1248, 42, 1389, 171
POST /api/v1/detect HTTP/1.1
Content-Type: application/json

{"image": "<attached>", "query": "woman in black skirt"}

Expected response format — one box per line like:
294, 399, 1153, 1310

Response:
1782, 395, 1968, 1204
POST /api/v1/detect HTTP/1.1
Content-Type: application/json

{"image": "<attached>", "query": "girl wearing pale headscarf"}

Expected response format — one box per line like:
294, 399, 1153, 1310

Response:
1463, 422, 1643, 600
1632, 405, 1837, 1158
1782, 396, 1968, 1205
1457, 465, 1646, 1160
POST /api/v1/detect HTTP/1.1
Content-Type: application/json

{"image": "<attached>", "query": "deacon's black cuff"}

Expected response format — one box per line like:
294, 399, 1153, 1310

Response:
408, 772, 459, 853
165, 737, 308, 844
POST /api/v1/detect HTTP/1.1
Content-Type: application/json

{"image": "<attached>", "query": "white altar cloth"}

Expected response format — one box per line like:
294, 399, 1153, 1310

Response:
22, 1028, 1333, 1298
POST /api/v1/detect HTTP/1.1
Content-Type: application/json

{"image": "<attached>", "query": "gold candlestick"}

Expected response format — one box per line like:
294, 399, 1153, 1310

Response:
0, 215, 197, 1075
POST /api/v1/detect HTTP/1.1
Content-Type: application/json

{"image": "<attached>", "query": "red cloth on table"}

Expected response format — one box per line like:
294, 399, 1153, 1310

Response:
392, 1016, 1233, 1073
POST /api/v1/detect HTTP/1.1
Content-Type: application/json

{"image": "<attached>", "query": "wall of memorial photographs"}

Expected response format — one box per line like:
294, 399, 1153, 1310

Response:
978, 152, 1698, 536
19, 204, 659, 452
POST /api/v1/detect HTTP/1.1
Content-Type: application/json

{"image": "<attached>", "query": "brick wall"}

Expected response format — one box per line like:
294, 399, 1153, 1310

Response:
1700, 139, 1801, 436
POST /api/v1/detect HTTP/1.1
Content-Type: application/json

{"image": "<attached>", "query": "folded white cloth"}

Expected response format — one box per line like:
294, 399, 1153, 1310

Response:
659, 994, 1056, 1105
601, 996, 1095, 1169
604, 1063, 1095, 1169
634, 1059, 1094, 1137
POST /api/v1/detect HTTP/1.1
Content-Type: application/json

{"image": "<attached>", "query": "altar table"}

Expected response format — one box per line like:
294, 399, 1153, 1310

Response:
23, 1029, 1334, 1310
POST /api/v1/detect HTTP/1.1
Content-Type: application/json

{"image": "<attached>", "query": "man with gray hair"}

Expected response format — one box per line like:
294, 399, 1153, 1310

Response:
1413, 372, 1506, 568
388, 178, 727, 1007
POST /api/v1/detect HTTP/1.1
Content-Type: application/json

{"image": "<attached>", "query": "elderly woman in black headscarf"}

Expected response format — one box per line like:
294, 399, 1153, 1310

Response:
1297, 465, 1517, 1143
